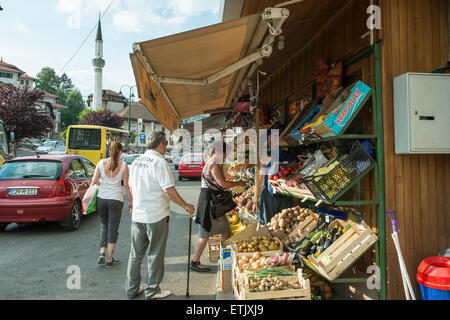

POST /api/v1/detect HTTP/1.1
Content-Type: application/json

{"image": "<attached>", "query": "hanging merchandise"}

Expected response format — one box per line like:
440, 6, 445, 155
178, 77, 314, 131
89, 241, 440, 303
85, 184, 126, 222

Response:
316, 61, 330, 97
328, 61, 344, 92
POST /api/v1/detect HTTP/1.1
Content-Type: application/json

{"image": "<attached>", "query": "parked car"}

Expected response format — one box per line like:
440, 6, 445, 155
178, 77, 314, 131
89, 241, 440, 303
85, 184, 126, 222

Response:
178, 153, 206, 181
123, 154, 141, 166
0, 154, 96, 232
36, 141, 65, 154
29, 138, 42, 149
48, 145, 67, 155
173, 153, 184, 170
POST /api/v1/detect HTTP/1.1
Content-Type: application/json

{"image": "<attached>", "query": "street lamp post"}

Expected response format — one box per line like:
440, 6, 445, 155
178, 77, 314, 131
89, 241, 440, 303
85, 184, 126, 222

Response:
119, 85, 136, 132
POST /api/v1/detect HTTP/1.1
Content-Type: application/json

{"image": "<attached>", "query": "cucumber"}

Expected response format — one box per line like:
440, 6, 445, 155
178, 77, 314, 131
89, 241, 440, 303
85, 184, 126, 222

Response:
310, 231, 323, 243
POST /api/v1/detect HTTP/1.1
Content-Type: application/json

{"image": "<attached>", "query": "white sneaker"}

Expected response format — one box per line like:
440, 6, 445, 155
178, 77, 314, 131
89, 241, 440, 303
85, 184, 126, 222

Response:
149, 290, 173, 299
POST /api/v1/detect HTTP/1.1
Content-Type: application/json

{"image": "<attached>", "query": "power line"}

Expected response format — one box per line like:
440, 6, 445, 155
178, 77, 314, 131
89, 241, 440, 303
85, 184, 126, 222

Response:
57, 0, 114, 75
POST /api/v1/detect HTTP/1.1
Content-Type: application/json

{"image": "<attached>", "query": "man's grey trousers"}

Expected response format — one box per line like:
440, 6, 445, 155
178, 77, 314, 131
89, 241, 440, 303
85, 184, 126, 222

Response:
125, 216, 169, 299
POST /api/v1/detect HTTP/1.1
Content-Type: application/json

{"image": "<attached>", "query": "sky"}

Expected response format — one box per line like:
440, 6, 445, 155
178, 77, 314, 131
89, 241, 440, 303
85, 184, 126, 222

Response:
0, 0, 223, 101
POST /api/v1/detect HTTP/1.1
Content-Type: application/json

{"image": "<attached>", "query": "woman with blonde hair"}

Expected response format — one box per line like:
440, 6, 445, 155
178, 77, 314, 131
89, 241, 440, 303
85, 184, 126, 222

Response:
191, 141, 246, 272
92, 141, 133, 267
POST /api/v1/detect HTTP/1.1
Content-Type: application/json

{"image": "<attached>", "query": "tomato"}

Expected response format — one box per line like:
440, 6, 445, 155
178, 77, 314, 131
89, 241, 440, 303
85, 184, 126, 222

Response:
269, 175, 274, 180
274, 175, 280, 180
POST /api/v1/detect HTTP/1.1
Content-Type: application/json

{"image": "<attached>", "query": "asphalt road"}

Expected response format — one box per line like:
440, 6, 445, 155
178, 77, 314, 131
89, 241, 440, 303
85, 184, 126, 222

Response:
0, 149, 218, 300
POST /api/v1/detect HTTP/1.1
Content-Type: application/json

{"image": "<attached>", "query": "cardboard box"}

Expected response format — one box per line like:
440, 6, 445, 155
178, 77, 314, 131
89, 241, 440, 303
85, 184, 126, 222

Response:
325, 81, 372, 136
219, 269, 232, 292
220, 243, 232, 270
223, 221, 270, 248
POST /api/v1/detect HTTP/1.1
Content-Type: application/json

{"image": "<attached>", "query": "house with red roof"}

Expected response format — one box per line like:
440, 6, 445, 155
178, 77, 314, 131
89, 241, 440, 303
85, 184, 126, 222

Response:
0, 59, 68, 137
87, 89, 127, 112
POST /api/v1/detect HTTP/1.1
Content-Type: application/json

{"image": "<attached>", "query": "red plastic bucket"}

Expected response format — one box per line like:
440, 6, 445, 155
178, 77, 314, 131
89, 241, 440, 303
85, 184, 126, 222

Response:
416, 257, 450, 300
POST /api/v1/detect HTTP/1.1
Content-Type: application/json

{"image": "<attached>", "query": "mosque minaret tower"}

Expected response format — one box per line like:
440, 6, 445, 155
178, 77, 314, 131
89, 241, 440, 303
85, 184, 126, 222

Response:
91, 15, 105, 111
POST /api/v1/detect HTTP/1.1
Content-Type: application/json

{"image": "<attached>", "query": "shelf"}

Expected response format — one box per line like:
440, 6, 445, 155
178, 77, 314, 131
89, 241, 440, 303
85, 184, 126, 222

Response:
273, 162, 376, 206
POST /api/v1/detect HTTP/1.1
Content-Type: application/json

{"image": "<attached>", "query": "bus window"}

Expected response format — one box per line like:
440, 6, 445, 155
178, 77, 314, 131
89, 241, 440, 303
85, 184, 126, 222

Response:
68, 128, 101, 150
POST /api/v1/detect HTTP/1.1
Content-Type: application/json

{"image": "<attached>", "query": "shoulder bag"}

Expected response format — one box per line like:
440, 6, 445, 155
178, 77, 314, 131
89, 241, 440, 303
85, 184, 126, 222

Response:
202, 172, 236, 219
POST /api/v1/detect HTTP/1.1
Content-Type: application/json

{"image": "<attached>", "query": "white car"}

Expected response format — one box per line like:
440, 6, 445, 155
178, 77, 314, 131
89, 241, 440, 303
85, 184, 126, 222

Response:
36, 141, 65, 154
48, 145, 67, 155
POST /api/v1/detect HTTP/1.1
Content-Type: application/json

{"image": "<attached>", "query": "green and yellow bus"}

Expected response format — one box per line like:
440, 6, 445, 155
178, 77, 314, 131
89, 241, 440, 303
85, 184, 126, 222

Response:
0, 120, 10, 168
66, 125, 131, 165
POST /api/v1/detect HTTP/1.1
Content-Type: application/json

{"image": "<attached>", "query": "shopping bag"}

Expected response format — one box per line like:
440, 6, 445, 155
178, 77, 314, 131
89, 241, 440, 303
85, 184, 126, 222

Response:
82, 184, 99, 215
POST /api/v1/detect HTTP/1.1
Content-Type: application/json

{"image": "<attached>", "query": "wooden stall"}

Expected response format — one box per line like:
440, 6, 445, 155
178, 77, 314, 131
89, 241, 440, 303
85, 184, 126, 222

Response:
238, 0, 449, 300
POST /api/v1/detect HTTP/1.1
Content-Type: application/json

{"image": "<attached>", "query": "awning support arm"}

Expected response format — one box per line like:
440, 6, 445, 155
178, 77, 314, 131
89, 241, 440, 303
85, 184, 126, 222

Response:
139, 7, 289, 89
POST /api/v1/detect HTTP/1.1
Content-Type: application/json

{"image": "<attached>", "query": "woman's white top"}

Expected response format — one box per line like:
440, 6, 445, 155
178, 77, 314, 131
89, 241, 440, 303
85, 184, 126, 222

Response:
97, 159, 126, 202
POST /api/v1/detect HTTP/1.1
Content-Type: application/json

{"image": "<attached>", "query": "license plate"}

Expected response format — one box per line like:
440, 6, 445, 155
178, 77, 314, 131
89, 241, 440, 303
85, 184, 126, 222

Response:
8, 188, 38, 196
188, 165, 199, 168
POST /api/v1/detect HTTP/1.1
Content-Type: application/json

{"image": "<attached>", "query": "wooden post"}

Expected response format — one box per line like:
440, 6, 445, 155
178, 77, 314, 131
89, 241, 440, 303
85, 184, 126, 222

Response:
254, 107, 261, 217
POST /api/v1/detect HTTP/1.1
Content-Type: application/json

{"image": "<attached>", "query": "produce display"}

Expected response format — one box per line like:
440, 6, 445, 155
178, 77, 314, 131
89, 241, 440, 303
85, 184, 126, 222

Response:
303, 269, 334, 300
234, 188, 256, 216
236, 252, 269, 272
234, 236, 281, 253
227, 211, 247, 235
269, 163, 302, 182
247, 273, 303, 293
294, 219, 348, 258
266, 206, 313, 236
237, 252, 295, 273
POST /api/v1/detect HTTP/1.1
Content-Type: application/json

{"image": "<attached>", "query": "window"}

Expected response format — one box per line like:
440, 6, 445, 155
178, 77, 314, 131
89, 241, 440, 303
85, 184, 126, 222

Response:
69, 159, 87, 179
0, 161, 62, 181
80, 158, 95, 178
182, 155, 204, 163
0, 72, 13, 79
68, 128, 101, 150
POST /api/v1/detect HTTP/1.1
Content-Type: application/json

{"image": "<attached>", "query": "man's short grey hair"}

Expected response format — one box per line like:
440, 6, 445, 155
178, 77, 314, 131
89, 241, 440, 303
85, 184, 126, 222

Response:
147, 131, 166, 149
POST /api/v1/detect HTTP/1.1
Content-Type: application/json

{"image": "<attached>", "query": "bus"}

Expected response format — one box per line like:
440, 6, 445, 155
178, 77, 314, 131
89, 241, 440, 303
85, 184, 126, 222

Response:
66, 125, 131, 165
0, 120, 9, 168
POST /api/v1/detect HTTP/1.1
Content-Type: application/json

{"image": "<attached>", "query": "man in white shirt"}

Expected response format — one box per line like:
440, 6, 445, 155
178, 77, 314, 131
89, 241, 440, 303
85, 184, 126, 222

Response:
125, 131, 195, 300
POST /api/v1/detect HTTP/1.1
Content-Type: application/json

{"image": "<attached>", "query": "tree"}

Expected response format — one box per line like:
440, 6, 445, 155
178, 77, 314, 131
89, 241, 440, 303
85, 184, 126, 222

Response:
80, 109, 123, 129
0, 84, 54, 153
35, 67, 60, 94
61, 89, 85, 130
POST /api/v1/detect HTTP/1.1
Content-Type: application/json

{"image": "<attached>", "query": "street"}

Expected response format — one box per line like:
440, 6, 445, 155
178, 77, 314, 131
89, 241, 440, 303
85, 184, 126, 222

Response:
0, 147, 218, 300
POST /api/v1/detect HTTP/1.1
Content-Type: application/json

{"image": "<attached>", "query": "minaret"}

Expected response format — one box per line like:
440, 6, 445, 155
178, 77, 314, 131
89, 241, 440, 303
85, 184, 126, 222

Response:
91, 15, 105, 111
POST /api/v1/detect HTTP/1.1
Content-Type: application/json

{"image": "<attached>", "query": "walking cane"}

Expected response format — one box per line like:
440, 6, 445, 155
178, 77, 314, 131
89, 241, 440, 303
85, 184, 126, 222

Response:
186, 214, 192, 298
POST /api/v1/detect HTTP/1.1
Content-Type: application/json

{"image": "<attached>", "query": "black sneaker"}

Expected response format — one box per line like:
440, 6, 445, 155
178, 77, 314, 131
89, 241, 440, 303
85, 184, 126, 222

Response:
97, 253, 105, 265
190, 261, 211, 273
105, 258, 120, 268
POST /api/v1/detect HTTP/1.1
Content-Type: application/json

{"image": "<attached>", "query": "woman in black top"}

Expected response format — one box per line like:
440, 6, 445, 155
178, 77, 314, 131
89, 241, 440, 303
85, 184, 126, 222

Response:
191, 141, 246, 272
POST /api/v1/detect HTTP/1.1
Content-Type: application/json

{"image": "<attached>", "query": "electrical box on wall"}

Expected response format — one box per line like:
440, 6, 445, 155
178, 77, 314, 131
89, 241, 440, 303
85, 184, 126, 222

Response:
393, 73, 450, 154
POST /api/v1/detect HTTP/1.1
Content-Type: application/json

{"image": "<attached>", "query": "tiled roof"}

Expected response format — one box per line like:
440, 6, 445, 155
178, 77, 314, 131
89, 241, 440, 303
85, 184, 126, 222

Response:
19, 74, 35, 80
43, 92, 58, 98
116, 102, 158, 122
0, 61, 24, 74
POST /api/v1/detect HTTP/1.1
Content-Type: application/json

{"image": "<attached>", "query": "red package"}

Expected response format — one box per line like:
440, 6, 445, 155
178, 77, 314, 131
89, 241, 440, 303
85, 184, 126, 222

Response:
328, 61, 343, 91
316, 61, 329, 98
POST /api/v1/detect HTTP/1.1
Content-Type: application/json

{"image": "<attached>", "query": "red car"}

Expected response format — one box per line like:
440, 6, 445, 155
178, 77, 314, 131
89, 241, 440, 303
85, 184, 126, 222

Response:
178, 153, 206, 181
0, 154, 95, 232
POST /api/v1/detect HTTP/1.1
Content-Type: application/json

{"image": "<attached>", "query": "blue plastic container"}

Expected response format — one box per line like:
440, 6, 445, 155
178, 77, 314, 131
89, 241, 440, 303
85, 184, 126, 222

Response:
419, 283, 450, 300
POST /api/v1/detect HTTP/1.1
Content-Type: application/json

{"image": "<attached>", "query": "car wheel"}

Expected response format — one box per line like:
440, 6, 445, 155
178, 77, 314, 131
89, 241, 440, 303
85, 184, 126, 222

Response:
61, 201, 82, 231
0, 223, 8, 232
178, 175, 183, 181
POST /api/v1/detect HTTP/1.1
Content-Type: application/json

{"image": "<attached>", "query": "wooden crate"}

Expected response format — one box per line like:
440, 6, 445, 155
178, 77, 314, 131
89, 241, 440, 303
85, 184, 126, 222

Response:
238, 269, 311, 300
305, 220, 378, 281
208, 237, 222, 262
231, 237, 284, 261
282, 210, 319, 246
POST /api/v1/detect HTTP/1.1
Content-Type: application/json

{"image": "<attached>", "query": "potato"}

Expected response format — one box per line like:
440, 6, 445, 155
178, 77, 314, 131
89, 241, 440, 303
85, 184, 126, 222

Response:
278, 219, 287, 228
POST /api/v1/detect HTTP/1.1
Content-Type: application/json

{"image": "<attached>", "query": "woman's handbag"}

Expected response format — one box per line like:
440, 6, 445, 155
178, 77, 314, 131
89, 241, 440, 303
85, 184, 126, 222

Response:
202, 174, 236, 219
